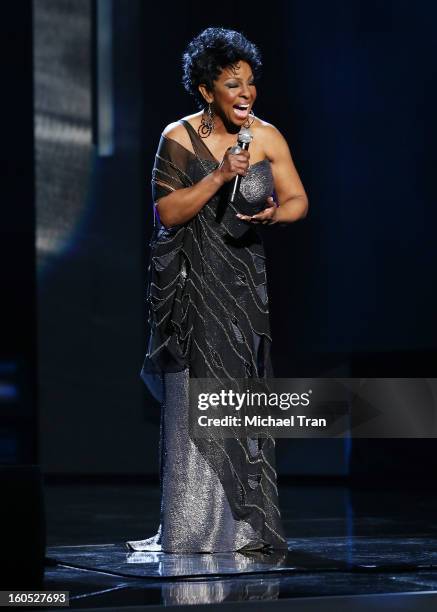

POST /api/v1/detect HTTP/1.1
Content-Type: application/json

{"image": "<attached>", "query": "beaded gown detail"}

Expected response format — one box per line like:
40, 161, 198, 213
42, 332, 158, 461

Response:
126, 119, 287, 553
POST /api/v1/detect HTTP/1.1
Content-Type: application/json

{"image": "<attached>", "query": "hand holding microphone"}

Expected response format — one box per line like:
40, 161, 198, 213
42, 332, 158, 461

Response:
216, 128, 253, 202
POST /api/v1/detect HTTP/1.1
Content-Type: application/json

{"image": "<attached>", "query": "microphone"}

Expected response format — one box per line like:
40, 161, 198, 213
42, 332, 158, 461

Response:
228, 127, 254, 204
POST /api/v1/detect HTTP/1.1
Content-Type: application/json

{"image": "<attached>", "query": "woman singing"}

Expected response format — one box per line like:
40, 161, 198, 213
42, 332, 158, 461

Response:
126, 27, 308, 553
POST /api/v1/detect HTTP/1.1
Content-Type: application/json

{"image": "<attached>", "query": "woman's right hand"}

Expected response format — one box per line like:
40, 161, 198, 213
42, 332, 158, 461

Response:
215, 147, 250, 184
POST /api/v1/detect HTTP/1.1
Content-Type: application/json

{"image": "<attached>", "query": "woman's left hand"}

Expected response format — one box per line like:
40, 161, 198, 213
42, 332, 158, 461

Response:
236, 196, 279, 225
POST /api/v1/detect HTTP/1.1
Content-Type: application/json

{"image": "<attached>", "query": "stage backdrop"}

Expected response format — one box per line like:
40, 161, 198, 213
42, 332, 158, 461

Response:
36, 0, 437, 477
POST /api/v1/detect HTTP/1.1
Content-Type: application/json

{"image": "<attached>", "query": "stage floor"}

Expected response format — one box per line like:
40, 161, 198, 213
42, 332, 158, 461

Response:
42, 482, 437, 610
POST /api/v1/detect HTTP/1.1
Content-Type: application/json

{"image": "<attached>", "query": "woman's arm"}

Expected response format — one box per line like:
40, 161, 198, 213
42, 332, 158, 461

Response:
268, 124, 308, 222
155, 123, 250, 228
238, 122, 309, 225
156, 170, 224, 228
154, 124, 222, 228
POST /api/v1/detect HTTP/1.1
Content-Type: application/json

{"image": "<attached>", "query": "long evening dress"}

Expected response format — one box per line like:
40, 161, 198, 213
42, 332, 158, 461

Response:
126, 119, 288, 553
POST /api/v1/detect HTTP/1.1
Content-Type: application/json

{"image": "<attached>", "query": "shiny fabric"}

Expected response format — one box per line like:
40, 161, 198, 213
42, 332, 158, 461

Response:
127, 367, 282, 552
130, 119, 288, 552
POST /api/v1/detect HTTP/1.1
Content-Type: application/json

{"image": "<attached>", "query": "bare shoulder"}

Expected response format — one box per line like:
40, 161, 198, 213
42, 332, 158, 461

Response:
252, 116, 291, 161
252, 116, 287, 145
160, 117, 191, 151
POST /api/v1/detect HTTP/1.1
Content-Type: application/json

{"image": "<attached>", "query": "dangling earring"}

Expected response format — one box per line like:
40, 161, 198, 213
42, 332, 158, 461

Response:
198, 102, 215, 138
243, 109, 255, 129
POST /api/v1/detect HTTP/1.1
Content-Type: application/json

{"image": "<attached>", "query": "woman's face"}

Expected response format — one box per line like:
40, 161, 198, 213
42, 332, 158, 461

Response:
199, 60, 257, 128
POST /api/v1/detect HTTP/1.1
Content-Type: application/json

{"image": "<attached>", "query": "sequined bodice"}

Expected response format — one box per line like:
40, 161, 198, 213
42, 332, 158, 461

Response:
190, 156, 273, 225
240, 159, 273, 205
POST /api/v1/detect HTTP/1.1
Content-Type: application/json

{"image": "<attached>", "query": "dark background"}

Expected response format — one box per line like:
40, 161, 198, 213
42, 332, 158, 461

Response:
1, 0, 436, 480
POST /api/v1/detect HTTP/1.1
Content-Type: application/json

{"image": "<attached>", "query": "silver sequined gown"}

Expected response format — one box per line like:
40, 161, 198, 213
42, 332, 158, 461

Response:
127, 119, 288, 553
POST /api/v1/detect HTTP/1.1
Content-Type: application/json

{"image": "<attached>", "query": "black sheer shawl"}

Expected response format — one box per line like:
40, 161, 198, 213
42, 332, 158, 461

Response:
140, 120, 287, 549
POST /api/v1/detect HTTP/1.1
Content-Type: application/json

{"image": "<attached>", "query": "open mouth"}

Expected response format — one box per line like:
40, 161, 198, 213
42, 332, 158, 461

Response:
232, 104, 250, 119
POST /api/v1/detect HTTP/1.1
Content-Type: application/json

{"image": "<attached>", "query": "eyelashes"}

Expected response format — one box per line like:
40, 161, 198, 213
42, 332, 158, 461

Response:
227, 83, 256, 88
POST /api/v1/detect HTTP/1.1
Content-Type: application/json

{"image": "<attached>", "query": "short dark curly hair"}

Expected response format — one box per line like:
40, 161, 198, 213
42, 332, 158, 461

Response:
182, 27, 263, 109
